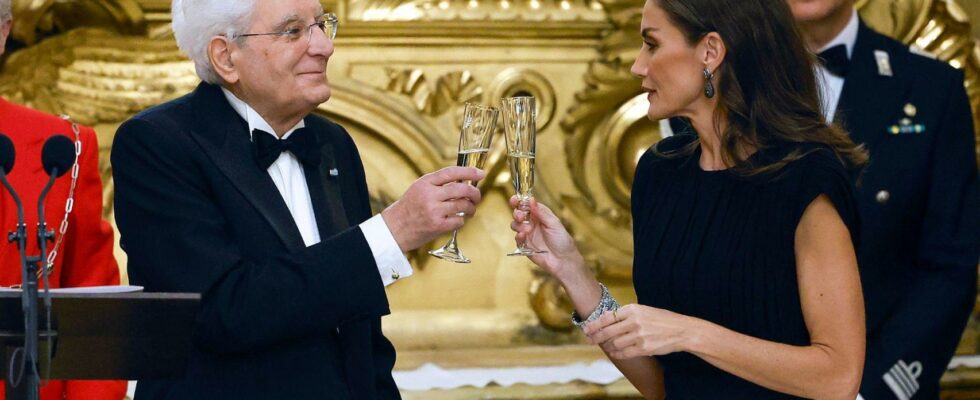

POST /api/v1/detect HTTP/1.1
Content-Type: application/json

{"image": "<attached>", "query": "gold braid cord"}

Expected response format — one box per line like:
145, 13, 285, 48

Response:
43, 115, 82, 276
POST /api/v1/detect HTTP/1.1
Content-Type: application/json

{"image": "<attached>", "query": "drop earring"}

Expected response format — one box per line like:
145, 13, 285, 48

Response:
703, 68, 715, 98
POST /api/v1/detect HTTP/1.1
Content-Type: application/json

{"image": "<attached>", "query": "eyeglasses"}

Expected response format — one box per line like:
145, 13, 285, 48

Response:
234, 13, 338, 43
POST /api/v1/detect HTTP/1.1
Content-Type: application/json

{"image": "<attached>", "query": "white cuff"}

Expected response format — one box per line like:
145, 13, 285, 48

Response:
360, 214, 413, 287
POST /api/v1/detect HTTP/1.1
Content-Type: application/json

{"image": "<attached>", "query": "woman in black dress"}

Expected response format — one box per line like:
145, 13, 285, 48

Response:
511, 0, 868, 398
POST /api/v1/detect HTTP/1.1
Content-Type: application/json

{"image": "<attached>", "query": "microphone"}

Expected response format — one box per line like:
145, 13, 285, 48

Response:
40, 135, 73, 178
0, 132, 25, 228
0, 132, 15, 174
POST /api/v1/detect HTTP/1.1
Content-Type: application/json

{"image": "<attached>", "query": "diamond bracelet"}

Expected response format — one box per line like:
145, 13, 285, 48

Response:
571, 283, 620, 328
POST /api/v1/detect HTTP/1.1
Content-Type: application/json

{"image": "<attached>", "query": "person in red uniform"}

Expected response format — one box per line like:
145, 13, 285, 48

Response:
0, 0, 126, 398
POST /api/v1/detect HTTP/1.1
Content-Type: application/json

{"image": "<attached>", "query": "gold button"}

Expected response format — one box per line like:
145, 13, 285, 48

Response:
876, 190, 890, 204
904, 103, 917, 118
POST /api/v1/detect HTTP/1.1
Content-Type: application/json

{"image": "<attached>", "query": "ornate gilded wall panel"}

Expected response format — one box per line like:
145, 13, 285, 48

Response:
8, 0, 147, 45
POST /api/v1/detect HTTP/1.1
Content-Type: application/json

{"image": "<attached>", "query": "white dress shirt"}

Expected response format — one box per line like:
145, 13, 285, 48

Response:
221, 88, 413, 286
815, 9, 859, 123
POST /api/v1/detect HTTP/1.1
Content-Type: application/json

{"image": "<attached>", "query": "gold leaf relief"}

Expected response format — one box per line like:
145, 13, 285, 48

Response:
347, 0, 606, 22
9, 0, 147, 45
0, 28, 194, 126
384, 68, 483, 115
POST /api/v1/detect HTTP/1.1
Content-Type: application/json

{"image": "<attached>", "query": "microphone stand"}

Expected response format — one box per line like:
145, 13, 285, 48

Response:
35, 167, 58, 388
0, 168, 39, 400
1, 165, 60, 400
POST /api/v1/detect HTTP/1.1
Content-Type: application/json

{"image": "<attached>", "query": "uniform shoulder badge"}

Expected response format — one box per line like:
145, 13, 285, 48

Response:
875, 50, 894, 77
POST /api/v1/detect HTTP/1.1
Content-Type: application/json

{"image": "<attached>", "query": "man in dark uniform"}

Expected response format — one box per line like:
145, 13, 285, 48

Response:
789, 0, 980, 398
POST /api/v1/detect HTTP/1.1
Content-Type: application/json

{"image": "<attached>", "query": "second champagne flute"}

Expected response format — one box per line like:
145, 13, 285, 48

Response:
428, 103, 499, 263
501, 96, 547, 256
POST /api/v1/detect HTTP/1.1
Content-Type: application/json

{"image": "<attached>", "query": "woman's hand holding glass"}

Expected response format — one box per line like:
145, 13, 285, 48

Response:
509, 196, 587, 281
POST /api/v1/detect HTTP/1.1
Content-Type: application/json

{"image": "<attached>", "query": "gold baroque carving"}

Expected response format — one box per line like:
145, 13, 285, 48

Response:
487, 68, 557, 130
529, 269, 576, 331
8, 0, 146, 46
0, 28, 194, 126
346, 0, 606, 22
384, 68, 484, 116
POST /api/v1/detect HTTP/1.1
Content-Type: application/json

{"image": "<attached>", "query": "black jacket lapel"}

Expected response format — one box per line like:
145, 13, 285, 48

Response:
836, 20, 912, 149
304, 137, 351, 238
186, 83, 307, 252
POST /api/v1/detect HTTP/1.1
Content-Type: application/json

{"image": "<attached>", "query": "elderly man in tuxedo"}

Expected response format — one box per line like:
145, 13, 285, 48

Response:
788, 0, 979, 398
111, 0, 484, 398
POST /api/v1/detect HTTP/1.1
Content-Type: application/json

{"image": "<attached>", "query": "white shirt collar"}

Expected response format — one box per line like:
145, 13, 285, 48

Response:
817, 9, 859, 58
220, 87, 306, 141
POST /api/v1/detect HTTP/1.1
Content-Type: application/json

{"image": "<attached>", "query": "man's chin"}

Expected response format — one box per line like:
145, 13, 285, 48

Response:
303, 85, 332, 107
318, 86, 331, 104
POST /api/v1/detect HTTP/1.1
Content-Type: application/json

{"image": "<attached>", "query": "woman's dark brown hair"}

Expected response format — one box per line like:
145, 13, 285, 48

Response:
655, 0, 868, 173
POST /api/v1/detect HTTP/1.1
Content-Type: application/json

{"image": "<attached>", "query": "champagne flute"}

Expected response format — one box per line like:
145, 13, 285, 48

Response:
501, 96, 547, 256
429, 103, 499, 263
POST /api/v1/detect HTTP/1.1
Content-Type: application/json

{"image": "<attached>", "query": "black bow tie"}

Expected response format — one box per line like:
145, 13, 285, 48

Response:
252, 128, 321, 170
818, 44, 850, 78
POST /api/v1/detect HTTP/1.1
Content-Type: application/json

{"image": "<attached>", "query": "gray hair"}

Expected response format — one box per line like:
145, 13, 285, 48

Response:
0, 0, 11, 23
172, 0, 257, 84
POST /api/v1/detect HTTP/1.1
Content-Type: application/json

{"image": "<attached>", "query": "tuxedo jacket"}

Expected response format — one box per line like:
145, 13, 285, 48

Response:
837, 21, 978, 399
111, 82, 400, 399
0, 98, 124, 400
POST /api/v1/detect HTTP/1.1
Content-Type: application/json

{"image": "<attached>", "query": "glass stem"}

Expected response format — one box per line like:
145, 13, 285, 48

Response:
446, 229, 460, 250
518, 197, 531, 248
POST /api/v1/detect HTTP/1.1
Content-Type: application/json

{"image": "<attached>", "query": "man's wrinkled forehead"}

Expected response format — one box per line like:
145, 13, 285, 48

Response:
255, 0, 324, 27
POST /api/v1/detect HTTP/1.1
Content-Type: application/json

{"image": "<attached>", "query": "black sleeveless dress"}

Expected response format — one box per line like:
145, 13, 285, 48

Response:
630, 135, 859, 399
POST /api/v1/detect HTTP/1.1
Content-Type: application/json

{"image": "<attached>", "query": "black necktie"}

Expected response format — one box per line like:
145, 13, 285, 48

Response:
818, 44, 850, 78
252, 128, 321, 170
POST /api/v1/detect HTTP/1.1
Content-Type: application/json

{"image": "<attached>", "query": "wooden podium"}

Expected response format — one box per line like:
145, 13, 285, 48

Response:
0, 291, 200, 399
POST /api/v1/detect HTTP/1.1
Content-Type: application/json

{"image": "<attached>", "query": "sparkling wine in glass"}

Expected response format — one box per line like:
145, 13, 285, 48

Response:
429, 103, 499, 263
501, 96, 547, 256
